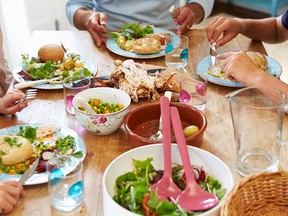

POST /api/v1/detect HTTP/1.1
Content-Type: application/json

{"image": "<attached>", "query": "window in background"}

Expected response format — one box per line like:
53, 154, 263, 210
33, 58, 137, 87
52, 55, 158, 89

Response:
0, 0, 72, 70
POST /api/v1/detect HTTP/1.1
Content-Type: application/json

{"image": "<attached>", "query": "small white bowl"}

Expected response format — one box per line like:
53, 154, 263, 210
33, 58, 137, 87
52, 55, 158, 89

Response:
103, 144, 234, 216
73, 87, 131, 135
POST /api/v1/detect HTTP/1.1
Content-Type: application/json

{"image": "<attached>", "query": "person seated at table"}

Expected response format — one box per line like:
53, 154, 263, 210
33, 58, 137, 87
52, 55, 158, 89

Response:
0, 180, 24, 214
65, 0, 214, 47
205, 10, 288, 99
0, 25, 28, 115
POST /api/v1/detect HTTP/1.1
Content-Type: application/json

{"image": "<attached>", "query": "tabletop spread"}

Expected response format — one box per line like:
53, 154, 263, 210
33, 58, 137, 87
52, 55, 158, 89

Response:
1, 29, 285, 216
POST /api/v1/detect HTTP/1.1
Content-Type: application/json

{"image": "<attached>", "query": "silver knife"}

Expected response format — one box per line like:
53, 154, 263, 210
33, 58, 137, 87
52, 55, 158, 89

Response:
18, 158, 40, 185
79, 68, 167, 84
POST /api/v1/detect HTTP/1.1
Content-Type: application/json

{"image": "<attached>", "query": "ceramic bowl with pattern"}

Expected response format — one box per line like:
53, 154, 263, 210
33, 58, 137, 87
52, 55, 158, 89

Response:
73, 87, 131, 135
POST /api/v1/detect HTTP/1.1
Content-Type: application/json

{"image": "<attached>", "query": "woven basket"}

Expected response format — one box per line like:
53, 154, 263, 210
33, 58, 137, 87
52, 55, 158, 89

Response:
221, 171, 288, 216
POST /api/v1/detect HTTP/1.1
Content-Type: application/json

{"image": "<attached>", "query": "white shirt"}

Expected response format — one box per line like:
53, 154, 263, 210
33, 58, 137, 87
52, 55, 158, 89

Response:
65, 0, 214, 31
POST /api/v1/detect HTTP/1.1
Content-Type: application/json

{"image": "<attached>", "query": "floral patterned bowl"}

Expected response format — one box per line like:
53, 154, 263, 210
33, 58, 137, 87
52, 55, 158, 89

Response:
73, 87, 131, 135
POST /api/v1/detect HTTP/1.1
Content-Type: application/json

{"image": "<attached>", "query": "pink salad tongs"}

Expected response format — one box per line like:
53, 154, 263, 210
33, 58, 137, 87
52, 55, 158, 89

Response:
150, 96, 182, 200
170, 106, 219, 211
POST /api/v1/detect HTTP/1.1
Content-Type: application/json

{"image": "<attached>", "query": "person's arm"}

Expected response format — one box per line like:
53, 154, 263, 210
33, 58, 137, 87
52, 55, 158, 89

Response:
0, 181, 24, 214
176, 0, 214, 34
237, 16, 288, 44
206, 10, 288, 47
219, 51, 288, 101
65, 0, 95, 28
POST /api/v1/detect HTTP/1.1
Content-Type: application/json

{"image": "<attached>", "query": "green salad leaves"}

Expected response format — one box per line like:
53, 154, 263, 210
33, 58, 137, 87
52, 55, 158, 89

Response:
113, 158, 226, 216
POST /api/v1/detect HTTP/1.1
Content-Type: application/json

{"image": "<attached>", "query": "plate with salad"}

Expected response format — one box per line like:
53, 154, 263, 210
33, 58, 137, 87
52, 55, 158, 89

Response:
0, 123, 86, 185
13, 53, 97, 90
106, 23, 179, 59
103, 144, 234, 216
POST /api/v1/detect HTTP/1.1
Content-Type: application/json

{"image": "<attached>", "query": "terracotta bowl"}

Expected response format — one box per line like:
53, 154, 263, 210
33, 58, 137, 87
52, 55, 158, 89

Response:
123, 102, 207, 148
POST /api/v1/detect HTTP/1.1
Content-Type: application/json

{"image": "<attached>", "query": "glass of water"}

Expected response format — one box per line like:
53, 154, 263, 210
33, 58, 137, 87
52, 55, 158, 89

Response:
165, 35, 189, 70
47, 156, 85, 212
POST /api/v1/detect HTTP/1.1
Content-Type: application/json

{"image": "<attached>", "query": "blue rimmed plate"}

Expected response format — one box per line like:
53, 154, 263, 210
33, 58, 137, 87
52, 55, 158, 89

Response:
106, 28, 179, 59
197, 54, 282, 87
13, 56, 97, 90
0, 123, 86, 185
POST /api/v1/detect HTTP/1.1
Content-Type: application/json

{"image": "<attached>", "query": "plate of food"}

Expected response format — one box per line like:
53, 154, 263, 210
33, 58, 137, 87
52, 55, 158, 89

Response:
0, 123, 86, 185
197, 51, 282, 87
106, 23, 179, 59
13, 44, 97, 90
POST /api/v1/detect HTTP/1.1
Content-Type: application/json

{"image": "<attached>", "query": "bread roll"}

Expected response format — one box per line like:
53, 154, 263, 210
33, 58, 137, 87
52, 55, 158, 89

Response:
0, 136, 33, 165
246, 51, 268, 71
38, 43, 65, 62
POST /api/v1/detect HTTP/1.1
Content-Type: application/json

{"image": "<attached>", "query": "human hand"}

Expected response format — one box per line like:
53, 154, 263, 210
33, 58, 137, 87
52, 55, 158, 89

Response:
174, 6, 197, 35
0, 180, 24, 214
206, 16, 243, 47
0, 89, 28, 115
86, 12, 108, 47
218, 51, 264, 86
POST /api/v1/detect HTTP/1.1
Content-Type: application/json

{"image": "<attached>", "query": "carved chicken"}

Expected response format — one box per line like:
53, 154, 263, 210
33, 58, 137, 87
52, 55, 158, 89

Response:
109, 60, 176, 102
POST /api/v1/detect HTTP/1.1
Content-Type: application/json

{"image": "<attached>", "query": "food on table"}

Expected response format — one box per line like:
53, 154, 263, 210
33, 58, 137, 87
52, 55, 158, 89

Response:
109, 59, 176, 102
19, 51, 93, 83
0, 125, 83, 175
113, 157, 226, 215
110, 23, 171, 54
38, 43, 65, 62
131, 37, 161, 54
78, 98, 124, 114
183, 125, 200, 138
0, 136, 33, 165
208, 51, 268, 80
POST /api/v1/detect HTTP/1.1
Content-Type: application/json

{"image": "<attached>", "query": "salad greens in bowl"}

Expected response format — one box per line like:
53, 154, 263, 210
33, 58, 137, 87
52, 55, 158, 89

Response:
103, 144, 234, 216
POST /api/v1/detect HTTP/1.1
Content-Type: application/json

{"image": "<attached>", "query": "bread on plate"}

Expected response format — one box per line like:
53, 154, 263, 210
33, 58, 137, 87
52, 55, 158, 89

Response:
208, 51, 268, 80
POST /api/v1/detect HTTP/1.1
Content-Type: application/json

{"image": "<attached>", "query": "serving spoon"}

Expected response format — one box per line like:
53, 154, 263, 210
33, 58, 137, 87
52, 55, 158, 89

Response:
149, 91, 172, 141
74, 97, 95, 114
150, 96, 182, 201
170, 106, 219, 211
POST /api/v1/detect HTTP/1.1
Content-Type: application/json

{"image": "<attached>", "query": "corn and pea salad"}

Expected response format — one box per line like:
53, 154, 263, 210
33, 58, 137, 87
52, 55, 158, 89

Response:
78, 98, 124, 114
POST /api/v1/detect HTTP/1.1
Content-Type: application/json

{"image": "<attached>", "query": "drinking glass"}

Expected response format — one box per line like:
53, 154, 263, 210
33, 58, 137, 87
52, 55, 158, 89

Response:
165, 35, 189, 70
47, 156, 85, 212
179, 71, 208, 111
227, 86, 286, 176
63, 77, 91, 116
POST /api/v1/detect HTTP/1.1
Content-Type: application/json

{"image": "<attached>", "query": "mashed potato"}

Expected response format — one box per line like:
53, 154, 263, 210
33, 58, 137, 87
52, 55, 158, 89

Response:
0, 136, 33, 165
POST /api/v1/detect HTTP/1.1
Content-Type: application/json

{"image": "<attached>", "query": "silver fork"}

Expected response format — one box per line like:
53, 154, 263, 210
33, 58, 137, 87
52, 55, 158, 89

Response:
16, 89, 38, 104
209, 43, 217, 65
169, 6, 180, 19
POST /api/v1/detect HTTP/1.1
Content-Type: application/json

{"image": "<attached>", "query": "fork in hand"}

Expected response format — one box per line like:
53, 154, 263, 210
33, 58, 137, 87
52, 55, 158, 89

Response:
209, 42, 218, 65
16, 89, 38, 104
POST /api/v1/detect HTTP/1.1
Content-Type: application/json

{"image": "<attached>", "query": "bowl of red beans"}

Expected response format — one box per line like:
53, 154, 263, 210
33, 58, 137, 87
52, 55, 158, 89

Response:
73, 87, 131, 135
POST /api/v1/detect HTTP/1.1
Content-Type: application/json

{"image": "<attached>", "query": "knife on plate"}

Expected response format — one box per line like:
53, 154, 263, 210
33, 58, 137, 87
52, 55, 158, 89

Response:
14, 77, 60, 89
18, 157, 40, 185
75, 68, 167, 85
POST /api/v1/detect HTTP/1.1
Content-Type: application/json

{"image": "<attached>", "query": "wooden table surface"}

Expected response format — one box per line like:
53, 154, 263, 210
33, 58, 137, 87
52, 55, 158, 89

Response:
0, 29, 275, 216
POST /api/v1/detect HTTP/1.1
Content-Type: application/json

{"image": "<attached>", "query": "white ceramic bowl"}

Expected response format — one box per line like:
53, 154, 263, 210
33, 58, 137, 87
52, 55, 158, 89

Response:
73, 87, 131, 135
103, 144, 234, 216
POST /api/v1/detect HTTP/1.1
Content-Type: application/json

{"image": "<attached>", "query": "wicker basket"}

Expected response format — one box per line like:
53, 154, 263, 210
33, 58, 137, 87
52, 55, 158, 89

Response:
221, 171, 288, 216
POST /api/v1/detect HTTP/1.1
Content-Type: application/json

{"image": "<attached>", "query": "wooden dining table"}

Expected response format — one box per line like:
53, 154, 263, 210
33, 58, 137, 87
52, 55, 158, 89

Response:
1, 29, 286, 216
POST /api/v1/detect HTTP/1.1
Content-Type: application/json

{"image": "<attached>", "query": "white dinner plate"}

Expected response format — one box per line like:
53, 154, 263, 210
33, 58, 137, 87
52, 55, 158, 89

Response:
13, 56, 97, 90
0, 123, 86, 185
106, 28, 179, 59
197, 54, 282, 87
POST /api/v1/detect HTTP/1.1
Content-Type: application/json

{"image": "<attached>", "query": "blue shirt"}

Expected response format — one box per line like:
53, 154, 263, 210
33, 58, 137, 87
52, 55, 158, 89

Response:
281, 9, 288, 29
65, 0, 214, 31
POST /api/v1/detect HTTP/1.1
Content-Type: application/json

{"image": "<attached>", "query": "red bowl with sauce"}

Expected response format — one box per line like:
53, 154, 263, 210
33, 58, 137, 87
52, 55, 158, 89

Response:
124, 102, 207, 148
